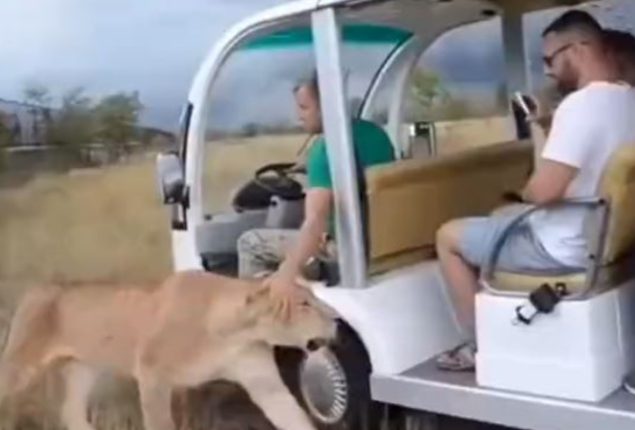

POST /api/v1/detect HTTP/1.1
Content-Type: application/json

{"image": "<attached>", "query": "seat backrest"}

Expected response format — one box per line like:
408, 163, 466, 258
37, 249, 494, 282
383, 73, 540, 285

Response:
365, 140, 533, 266
599, 145, 635, 264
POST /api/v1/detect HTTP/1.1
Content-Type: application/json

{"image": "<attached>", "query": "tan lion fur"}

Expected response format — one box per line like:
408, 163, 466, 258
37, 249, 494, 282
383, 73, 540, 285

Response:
0, 270, 337, 430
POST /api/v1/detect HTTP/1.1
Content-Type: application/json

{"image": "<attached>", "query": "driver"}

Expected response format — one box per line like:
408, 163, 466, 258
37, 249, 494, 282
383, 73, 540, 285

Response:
237, 73, 395, 317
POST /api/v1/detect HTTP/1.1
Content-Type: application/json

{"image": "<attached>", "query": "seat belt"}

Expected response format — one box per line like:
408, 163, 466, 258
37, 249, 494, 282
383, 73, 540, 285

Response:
513, 283, 569, 325
352, 134, 371, 264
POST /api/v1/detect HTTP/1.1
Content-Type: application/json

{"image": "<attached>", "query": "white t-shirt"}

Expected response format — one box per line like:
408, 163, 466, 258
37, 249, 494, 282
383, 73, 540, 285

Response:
530, 82, 635, 268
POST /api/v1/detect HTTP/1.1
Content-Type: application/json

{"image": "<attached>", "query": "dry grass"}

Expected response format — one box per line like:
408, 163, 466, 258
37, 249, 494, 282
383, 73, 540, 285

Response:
0, 134, 305, 297
0, 161, 172, 301
204, 134, 306, 212
434, 116, 516, 155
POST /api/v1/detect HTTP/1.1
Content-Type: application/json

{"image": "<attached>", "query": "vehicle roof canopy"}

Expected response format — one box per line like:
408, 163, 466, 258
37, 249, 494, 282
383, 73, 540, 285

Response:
238, 0, 593, 51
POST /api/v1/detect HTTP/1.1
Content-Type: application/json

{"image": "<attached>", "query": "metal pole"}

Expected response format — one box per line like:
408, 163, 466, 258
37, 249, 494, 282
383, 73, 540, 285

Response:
502, 11, 528, 99
312, 8, 367, 289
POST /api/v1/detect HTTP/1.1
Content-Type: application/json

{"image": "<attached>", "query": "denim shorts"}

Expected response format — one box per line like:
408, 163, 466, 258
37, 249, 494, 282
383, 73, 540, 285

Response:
458, 213, 574, 273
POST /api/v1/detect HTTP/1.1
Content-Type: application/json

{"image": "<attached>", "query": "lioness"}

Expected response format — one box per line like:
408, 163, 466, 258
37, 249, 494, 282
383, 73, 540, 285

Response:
0, 270, 337, 430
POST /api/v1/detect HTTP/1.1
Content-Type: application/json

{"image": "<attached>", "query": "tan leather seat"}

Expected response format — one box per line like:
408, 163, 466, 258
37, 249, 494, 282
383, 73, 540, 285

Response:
489, 145, 635, 295
365, 140, 533, 274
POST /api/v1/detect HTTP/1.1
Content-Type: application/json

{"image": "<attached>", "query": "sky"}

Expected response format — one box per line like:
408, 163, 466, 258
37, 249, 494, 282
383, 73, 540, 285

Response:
0, 0, 285, 130
1, 0, 633, 132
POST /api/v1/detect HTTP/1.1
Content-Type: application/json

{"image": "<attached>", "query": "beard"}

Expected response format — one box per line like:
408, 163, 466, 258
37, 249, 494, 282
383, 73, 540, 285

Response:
553, 61, 579, 97
555, 77, 578, 98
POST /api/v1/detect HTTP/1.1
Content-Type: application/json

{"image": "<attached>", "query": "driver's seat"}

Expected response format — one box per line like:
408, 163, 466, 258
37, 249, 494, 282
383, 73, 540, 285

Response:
197, 164, 306, 276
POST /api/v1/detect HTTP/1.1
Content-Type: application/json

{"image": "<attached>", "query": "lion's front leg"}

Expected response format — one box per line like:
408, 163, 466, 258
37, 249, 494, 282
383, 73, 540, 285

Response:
134, 308, 192, 430
224, 345, 315, 430
136, 362, 175, 430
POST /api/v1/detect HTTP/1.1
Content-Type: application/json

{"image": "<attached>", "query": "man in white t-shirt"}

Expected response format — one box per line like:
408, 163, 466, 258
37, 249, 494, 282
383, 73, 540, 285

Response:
434, 10, 635, 371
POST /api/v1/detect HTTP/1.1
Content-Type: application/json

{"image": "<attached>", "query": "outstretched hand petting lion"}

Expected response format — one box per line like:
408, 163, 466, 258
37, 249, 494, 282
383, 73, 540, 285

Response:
0, 270, 338, 430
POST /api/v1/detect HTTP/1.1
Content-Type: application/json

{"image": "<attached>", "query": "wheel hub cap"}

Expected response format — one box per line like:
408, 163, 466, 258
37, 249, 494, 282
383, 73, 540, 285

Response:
299, 348, 349, 424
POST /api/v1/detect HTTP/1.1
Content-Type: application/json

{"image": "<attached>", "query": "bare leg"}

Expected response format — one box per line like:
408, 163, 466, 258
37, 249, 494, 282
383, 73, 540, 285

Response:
225, 346, 315, 430
436, 220, 480, 339
60, 361, 98, 430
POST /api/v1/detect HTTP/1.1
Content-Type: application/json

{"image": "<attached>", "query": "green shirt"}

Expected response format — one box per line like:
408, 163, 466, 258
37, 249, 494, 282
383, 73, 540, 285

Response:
306, 119, 395, 235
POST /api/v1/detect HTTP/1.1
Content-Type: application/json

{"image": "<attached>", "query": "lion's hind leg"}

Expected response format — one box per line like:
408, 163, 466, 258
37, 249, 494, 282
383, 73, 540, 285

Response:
0, 287, 61, 404
60, 361, 99, 430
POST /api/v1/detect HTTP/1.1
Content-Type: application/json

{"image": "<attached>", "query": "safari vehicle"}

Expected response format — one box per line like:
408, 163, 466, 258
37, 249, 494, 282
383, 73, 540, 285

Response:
155, 0, 635, 429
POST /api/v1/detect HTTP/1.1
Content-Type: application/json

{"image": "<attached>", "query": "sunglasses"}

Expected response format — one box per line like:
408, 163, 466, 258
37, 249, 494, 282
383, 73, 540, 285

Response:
543, 43, 574, 68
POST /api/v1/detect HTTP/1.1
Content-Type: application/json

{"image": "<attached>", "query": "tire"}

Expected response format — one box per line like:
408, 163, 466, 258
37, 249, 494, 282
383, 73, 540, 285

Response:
275, 323, 382, 430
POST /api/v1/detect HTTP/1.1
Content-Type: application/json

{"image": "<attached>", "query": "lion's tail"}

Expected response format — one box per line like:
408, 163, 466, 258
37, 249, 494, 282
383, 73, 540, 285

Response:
0, 286, 60, 405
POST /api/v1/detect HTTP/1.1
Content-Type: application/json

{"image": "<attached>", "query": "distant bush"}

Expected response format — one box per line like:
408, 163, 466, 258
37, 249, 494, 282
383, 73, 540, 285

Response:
409, 69, 450, 120
0, 120, 12, 147
22, 83, 145, 160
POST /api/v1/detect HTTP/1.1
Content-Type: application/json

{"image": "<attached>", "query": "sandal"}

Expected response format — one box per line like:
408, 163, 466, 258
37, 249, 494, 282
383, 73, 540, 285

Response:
436, 341, 477, 372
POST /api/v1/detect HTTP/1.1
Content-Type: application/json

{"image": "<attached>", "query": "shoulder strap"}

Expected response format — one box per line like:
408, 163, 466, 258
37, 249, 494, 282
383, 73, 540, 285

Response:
350, 132, 370, 264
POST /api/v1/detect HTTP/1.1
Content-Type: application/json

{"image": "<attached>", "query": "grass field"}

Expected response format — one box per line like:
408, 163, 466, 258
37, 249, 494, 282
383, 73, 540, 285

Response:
0, 134, 304, 297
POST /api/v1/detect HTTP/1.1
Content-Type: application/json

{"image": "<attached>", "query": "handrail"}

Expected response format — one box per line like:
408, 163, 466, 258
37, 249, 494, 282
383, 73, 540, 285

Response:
480, 197, 609, 300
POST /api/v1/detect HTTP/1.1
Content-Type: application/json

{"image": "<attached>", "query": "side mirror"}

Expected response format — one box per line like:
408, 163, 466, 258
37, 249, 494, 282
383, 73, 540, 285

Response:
156, 151, 185, 205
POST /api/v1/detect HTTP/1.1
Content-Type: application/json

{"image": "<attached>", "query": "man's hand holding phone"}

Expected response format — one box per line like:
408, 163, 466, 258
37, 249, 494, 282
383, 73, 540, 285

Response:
514, 91, 554, 132
513, 92, 537, 119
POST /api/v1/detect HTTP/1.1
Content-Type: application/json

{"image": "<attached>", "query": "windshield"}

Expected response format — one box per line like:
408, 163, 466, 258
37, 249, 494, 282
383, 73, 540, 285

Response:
200, 23, 411, 215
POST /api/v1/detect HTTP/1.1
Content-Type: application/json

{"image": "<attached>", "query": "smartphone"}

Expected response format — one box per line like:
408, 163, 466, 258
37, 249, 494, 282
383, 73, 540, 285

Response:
513, 92, 537, 116
511, 92, 537, 139
513, 92, 532, 116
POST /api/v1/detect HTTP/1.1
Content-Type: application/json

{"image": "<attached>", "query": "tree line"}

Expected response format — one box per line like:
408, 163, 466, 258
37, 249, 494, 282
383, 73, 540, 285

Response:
1, 84, 144, 159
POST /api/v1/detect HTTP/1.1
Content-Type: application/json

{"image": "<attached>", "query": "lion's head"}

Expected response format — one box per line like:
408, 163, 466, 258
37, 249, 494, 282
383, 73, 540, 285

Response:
245, 284, 338, 352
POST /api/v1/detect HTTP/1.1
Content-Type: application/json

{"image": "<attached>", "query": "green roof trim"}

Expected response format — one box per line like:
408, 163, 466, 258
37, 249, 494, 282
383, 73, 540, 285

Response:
242, 24, 412, 50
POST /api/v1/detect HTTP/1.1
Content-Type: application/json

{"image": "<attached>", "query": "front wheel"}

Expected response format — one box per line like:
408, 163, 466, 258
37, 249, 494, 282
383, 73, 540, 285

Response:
275, 324, 382, 430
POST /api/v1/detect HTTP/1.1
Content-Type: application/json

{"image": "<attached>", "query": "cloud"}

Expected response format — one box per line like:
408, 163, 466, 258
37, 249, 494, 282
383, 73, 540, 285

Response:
0, 0, 286, 129
2, 0, 634, 132
421, 0, 635, 88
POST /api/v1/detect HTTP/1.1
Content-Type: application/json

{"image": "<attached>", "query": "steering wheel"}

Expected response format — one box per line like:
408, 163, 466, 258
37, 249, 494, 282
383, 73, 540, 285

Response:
252, 162, 305, 200
255, 162, 306, 177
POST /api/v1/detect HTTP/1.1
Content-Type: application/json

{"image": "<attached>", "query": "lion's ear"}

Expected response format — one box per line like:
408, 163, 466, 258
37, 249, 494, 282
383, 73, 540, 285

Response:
245, 284, 269, 306
243, 283, 274, 323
